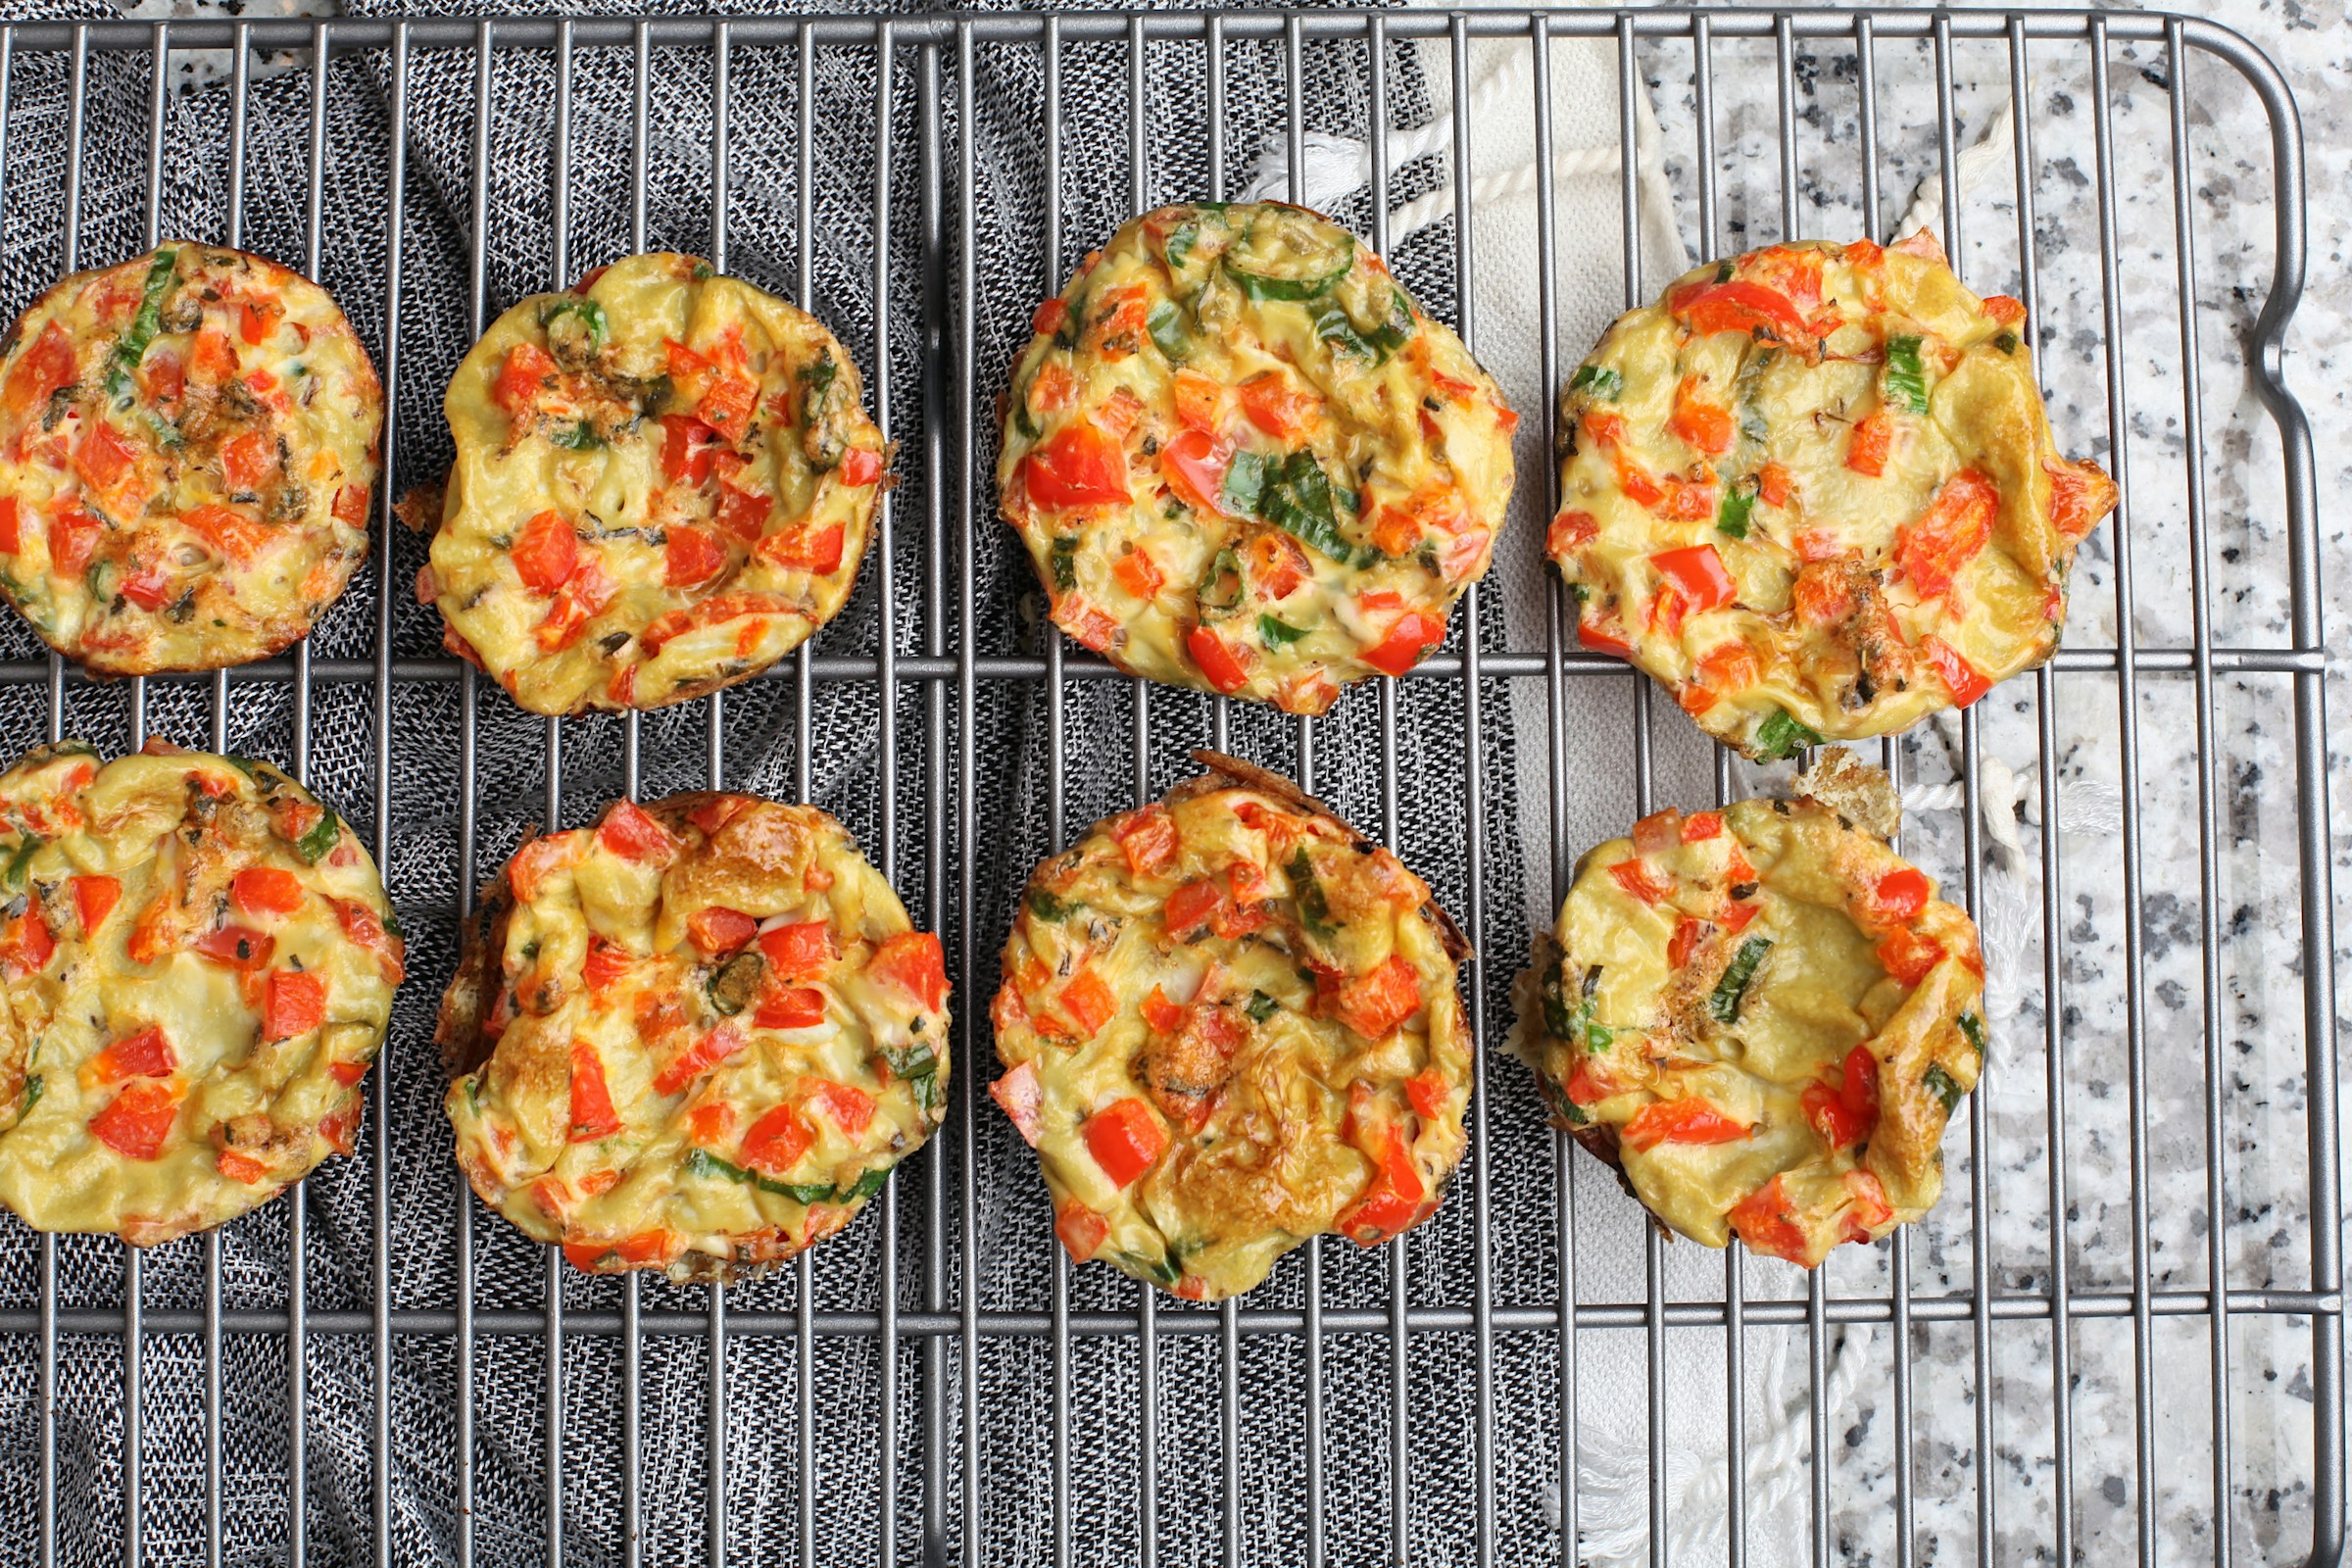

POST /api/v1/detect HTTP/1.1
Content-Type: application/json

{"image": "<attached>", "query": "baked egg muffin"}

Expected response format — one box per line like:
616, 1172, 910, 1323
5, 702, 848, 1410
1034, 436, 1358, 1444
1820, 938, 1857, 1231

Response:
1549, 232, 2117, 760
1510, 750, 1984, 1266
998, 202, 1516, 714
426, 253, 886, 716
0, 739, 404, 1246
990, 752, 1471, 1300
439, 793, 949, 1283
0, 244, 382, 673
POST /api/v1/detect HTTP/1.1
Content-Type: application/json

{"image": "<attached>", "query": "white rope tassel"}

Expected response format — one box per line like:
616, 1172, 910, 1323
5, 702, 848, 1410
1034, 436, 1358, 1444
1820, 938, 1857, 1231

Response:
1889, 94, 2020, 244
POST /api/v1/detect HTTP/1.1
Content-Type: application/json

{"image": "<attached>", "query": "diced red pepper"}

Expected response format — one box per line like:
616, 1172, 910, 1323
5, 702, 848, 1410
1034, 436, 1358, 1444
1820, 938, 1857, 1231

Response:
238, 298, 282, 345
1845, 411, 1893, 477
838, 446, 883, 487
759, 519, 846, 575
1054, 1200, 1109, 1261
1756, 463, 1794, 508
868, 931, 948, 1014
1982, 294, 2027, 325
992, 1060, 1045, 1147
664, 526, 729, 588
596, 798, 675, 861
1649, 544, 1736, 615
511, 510, 579, 594
1336, 1127, 1426, 1247
180, 504, 270, 564
1362, 611, 1446, 677
1920, 634, 1990, 709
220, 430, 274, 494
1868, 866, 1932, 927
218, 1148, 271, 1184
118, 567, 172, 611
1607, 858, 1674, 905
0, 497, 20, 555
1238, 371, 1321, 441
1107, 546, 1165, 602
1621, 1097, 1751, 1152
71, 874, 120, 933
1547, 509, 1598, 557
1186, 625, 1250, 694
583, 937, 634, 1000
1897, 468, 1997, 600
232, 866, 305, 918
1083, 1097, 1167, 1188
1156, 427, 1230, 515
262, 969, 325, 1041
754, 985, 827, 1030
1109, 805, 1179, 878
1163, 878, 1226, 939
2049, 460, 2115, 542
1668, 916, 1701, 970
567, 1039, 622, 1141
90, 1024, 174, 1085
195, 924, 274, 971
688, 906, 760, 955
1666, 278, 1815, 347
1727, 1174, 1812, 1263
740, 1103, 812, 1177
1333, 955, 1422, 1041
1020, 420, 1129, 509
88, 1078, 183, 1161
495, 342, 558, 420
1032, 298, 1069, 335
1404, 1067, 1451, 1120
659, 414, 719, 487
808, 1079, 876, 1136
3, 321, 76, 423
759, 920, 833, 980
1681, 811, 1723, 843
655, 1023, 747, 1096
1058, 965, 1116, 1039
699, 373, 758, 442
1668, 375, 1735, 455
1876, 928, 1945, 985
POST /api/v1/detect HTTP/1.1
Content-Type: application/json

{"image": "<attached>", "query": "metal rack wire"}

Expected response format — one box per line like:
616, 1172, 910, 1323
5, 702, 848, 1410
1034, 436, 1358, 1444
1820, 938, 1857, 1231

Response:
0, 9, 2335, 1566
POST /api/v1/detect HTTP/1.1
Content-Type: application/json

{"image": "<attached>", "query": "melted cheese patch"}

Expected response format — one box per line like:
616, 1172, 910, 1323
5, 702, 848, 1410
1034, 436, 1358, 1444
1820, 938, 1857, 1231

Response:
992, 763, 1470, 1300
998, 203, 1516, 715
0, 244, 382, 674
431, 253, 886, 716
1510, 775, 1984, 1267
441, 794, 949, 1285
0, 743, 403, 1245
1550, 236, 2116, 759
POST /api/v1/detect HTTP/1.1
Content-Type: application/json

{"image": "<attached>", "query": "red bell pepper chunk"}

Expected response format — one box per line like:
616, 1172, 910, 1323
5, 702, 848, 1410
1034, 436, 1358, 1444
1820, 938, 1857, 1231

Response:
1667, 375, 1735, 455
180, 504, 270, 564
73, 419, 139, 497
2048, 460, 2115, 542
759, 920, 834, 980
1058, 965, 1116, 1039
664, 526, 729, 588
1185, 626, 1250, 694
1667, 278, 1815, 347
239, 298, 282, 345
1054, 1200, 1109, 1261
867, 931, 949, 1014
654, 1022, 747, 1096
1607, 858, 1675, 905
195, 924, 274, 971
755, 985, 828, 1030
495, 342, 558, 420
838, 446, 883, 487
1404, 1067, 1451, 1121
1, 906, 54, 977
582, 938, 634, 1000
1140, 986, 1187, 1036
90, 1024, 175, 1085
231, 866, 306, 918
1032, 298, 1069, 335
1920, 634, 1991, 709
0, 497, 21, 554
1109, 805, 1179, 877
808, 1079, 876, 1136
1083, 1097, 1167, 1189
1896, 468, 1997, 599
699, 373, 758, 443
217, 1148, 271, 1184
1869, 866, 1932, 927
760, 520, 846, 575
1361, 611, 1446, 677
658, 414, 718, 487
511, 510, 579, 595
1020, 420, 1129, 509
263, 969, 325, 1041
220, 430, 274, 494
119, 567, 173, 611
1163, 878, 1225, 939
991, 1060, 1044, 1147
1876, 928, 1944, 985
88, 1078, 184, 1161
70, 873, 120, 933
1547, 509, 1598, 557
3, 321, 76, 422
1648, 544, 1736, 615
740, 1103, 812, 1177
1333, 955, 1422, 1041
1680, 811, 1723, 843
687, 906, 760, 955
1157, 427, 1230, 514
1620, 1097, 1751, 1152
1110, 546, 1164, 600
1727, 1174, 1813, 1263
596, 798, 675, 861
1845, 411, 1893, 477
567, 1039, 622, 1141
1336, 1127, 1426, 1247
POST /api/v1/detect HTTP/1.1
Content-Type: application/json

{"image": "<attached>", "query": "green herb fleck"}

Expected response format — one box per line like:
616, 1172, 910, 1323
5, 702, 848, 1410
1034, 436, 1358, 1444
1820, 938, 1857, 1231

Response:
1993, 330, 2019, 355
1958, 1011, 1987, 1057
1246, 990, 1279, 1024
687, 1148, 752, 1184
1261, 451, 1350, 563
776, 1181, 835, 1204
1708, 936, 1773, 1024
1199, 546, 1245, 612
843, 1165, 894, 1200
296, 808, 341, 865
105, 249, 177, 408
1257, 613, 1309, 647
1923, 1062, 1965, 1116
1, 836, 41, 890
1715, 261, 1737, 283
17, 1074, 41, 1116
1163, 222, 1200, 271
537, 296, 609, 352
549, 419, 603, 452
1147, 299, 1190, 363
1027, 888, 1075, 922
1218, 450, 1267, 518
1286, 848, 1336, 940
881, 1041, 940, 1082
1883, 333, 1930, 416
1049, 535, 1078, 593
1569, 364, 1623, 402
693, 261, 715, 281
1717, 475, 1758, 540
1753, 708, 1825, 760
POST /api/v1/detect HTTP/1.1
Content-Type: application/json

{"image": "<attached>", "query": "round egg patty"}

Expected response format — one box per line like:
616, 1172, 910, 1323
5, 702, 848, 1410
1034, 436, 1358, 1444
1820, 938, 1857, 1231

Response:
990, 752, 1472, 1300
0, 740, 404, 1246
427, 253, 887, 716
439, 793, 950, 1283
0, 243, 382, 674
998, 202, 1515, 715
1510, 750, 1984, 1266
1549, 233, 2117, 760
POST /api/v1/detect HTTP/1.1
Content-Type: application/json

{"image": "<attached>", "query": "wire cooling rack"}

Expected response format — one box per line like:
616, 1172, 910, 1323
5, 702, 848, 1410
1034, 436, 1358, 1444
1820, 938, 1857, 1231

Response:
0, 8, 2334, 1566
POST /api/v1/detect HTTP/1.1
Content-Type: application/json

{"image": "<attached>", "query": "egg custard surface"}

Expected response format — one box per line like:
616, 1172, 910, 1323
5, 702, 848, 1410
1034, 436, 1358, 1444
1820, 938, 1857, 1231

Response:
0, 244, 382, 673
991, 752, 1471, 1300
998, 202, 1515, 714
1550, 234, 2117, 760
1510, 750, 1984, 1266
440, 793, 950, 1283
428, 252, 886, 716
0, 740, 403, 1245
